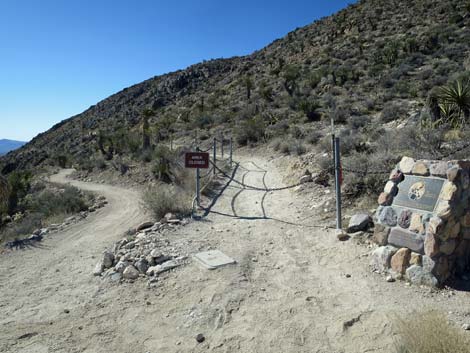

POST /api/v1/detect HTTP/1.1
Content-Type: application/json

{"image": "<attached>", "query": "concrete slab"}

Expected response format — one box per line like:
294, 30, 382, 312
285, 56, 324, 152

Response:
193, 250, 236, 270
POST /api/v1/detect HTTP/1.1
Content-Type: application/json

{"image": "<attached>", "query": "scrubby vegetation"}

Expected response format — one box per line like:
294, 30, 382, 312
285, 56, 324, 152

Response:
394, 311, 470, 353
2, 0, 470, 203
143, 185, 191, 220
0, 173, 93, 243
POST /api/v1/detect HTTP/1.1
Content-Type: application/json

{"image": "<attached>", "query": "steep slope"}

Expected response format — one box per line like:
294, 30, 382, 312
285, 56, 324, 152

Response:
2, 0, 470, 175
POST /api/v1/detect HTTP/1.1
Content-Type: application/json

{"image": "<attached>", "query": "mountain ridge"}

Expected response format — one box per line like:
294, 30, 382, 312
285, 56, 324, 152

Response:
2, 0, 470, 177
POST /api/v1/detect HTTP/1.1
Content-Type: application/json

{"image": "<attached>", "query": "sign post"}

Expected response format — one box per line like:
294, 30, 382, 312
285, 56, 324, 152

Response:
185, 152, 210, 207
334, 137, 342, 230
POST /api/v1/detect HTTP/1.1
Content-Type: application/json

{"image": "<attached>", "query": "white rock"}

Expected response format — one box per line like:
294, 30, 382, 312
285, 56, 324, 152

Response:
93, 261, 104, 276
123, 265, 140, 280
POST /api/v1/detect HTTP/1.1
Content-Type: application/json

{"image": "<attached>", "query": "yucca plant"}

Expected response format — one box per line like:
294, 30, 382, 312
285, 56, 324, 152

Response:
439, 79, 470, 126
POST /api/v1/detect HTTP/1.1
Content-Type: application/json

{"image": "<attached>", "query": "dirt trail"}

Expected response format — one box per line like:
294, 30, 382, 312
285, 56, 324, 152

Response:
1, 157, 469, 353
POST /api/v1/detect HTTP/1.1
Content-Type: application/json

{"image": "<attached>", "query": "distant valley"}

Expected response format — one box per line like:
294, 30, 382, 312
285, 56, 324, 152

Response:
0, 139, 26, 156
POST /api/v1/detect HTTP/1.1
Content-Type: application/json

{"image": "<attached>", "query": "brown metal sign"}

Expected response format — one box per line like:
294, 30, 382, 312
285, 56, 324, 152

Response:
185, 152, 210, 169
392, 175, 445, 213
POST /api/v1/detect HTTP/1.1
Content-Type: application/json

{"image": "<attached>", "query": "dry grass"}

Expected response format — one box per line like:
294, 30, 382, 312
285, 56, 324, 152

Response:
143, 184, 191, 220
393, 311, 470, 353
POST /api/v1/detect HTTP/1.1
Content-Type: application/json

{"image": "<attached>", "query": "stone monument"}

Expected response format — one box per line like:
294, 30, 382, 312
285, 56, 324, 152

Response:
372, 156, 470, 286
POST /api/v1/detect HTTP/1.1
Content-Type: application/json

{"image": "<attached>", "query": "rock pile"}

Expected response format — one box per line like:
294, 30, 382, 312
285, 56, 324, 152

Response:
372, 157, 470, 286
93, 214, 188, 287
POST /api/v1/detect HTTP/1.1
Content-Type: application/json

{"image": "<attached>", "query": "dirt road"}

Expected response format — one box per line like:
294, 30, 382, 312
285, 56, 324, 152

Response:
1, 157, 469, 353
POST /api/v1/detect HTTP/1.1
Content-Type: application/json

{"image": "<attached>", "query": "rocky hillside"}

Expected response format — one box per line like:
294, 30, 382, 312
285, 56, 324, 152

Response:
2, 0, 470, 183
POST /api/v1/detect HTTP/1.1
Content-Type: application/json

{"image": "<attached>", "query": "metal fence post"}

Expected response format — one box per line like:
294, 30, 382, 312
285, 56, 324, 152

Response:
221, 136, 224, 160
229, 137, 233, 167
334, 137, 342, 230
196, 167, 200, 207
213, 137, 217, 176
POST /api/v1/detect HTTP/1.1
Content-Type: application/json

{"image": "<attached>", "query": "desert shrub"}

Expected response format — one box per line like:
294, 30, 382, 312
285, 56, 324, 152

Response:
95, 157, 107, 170
348, 115, 371, 130
143, 185, 191, 220
393, 311, 470, 353
290, 125, 305, 139
152, 145, 177, 183
26, 186, 90, 217
306, 130, 323, 145
299, 100, 322, 121
1, 212, 43, 241
235, 116, 266, 146
381, 101, 409, 123
6, 172, 31, 215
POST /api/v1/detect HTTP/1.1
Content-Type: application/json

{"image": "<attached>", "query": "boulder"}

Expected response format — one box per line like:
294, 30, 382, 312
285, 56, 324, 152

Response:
370, 246, 398, 272
377, 207, 398, 227
424, 233, 440, 258
123, 265, 140, 280
398, 210, 412, 229
347, 213, 373, 233
378, 192, 393, 206
372, 224, 390, 246
391, 248, 411, 274
412, 162, 430, 176
405, 265, 438, 287
399, 157, 415, 174
300, 174, 313, 184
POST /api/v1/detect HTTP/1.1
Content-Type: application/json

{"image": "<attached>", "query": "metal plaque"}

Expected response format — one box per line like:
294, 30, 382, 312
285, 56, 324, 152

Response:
392, 175, 444, 213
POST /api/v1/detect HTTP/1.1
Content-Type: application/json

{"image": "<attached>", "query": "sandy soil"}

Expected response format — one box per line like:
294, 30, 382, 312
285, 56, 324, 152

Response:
1, 156, 470, 353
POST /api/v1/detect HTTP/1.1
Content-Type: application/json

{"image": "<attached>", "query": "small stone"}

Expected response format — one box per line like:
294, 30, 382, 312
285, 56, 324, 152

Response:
389, 169, 404, 183
398, 210, 412, 229
196, 334, 205, 343
441, 182, 458, 202
409, 214, 425, 234
424, 233, 440, 258
410, 252, 422, 266
377, 207, 397, 227
336, 229, 349, 241
64, 309, 70, 314
102, 251, 115, 269
384, 181, 398, 196
433, 257, 450, 283
115, 261, 129, 273
123, 265, 140, 280
399, 157, 415, 174
378, 192, 393, 206
93, 261, 104, 276
108, 272, 122, 282
386, 275, 395, 282
347, 213, 373, 233
462, 324, 470, 331
345, 274, 351, 278
447, 166, 460, 182
150, 249, 162, 258
370, 246, 398, 273
391, 248, 411, 274
372, 224, 390, 246
135, 259, 149, 274
136, 221, 154, 231
412, 162, 430, 176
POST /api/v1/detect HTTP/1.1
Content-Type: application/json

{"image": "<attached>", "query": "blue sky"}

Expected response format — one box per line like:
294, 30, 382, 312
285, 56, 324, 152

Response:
0, 0, 354, 141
